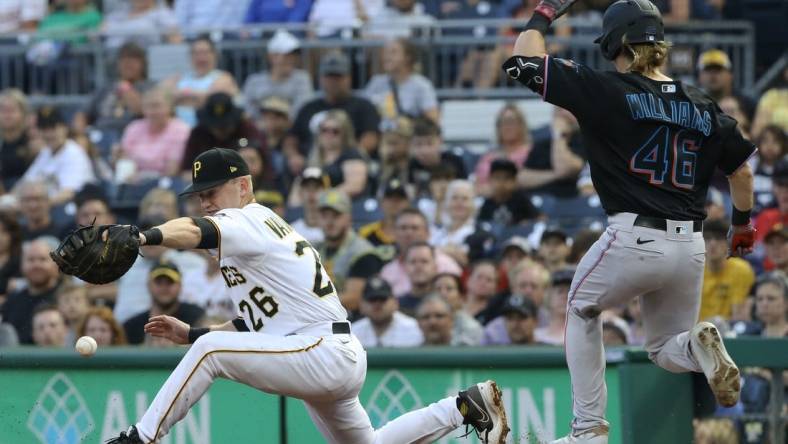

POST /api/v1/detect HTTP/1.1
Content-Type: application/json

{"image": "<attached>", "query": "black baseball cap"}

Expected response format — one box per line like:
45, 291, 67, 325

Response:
36, 106, 66, 128
320, 52, 350, 76
489, 158, 518, 177
149, 261, 181, 283
502, 294, 538, 318
541, 226, 568, 244
551, 268, 576, 286
363, 276, 393, 301
197, 92, 242, 129
180, 148, 250, 195
382, 178, 408, 199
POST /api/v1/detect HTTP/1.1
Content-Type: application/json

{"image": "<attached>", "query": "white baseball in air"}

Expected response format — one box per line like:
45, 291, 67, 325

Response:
75, 336, 98, 357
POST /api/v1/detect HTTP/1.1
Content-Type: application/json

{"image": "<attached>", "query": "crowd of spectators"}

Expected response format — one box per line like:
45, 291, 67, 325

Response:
0, 2, 785, 441
0, 3, 783, 350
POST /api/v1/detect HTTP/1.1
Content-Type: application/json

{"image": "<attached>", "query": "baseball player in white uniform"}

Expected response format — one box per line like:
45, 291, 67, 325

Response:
107, 148, 510, 444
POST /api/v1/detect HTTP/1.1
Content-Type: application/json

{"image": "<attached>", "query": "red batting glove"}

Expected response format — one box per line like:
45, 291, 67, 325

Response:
727, 224, 755, 258
534, 0, 580, 22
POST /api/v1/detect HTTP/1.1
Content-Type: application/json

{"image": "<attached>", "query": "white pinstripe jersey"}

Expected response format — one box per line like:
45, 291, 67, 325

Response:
206, 203, 347, 334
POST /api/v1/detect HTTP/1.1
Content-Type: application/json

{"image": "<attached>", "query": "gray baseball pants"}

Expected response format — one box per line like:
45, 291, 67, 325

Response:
565, 212, 704, 432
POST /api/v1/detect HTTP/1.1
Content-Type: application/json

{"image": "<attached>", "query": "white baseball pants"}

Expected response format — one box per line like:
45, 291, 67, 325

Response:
135, 329, 464, 443
565, 212, 705, 432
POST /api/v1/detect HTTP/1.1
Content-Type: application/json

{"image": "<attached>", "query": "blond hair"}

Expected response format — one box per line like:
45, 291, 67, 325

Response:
623, 41, 671, 74
308, 109, 359, 168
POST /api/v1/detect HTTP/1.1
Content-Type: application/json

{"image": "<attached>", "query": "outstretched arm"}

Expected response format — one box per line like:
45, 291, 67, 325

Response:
512, 0, 579, 58
145, 316, 246, 345
139, 217, 219, 251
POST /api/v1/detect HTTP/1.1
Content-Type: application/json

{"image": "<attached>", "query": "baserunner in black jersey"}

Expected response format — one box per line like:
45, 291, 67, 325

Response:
502, 1, 757, 443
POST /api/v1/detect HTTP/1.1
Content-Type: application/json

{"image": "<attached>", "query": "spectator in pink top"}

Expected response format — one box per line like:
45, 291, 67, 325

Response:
118, 88, 190, 180
474, 103, 532, 196
381, 208, 461, 297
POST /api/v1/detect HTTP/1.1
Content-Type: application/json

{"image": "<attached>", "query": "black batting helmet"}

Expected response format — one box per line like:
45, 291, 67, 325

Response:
595, 0, 665, 60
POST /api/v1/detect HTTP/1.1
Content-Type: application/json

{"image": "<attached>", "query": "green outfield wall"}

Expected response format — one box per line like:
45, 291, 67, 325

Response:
1, 339, 785, 444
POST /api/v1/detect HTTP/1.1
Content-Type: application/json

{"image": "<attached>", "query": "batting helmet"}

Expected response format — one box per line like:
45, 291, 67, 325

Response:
594, 0, 665, 60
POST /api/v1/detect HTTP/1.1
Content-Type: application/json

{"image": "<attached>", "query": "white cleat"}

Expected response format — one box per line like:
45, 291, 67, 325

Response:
690, 321, 741, 407
550, 425, 609, 444
457, 380, 510, 444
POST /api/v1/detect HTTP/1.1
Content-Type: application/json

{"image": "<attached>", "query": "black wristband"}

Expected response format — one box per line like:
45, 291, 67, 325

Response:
731, 207, 751, 226
188, 327, 210, 344
141, 228, 163, 246
232, 317, 250, 332
524, 12, 551, 35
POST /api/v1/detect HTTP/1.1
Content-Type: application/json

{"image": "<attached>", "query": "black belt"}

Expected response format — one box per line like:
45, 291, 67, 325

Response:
332, 322, 351, 334
633, 215, 703, 232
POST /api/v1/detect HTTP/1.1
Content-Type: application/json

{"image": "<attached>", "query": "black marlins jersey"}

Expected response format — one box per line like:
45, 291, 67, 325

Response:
504, 55, 757, 220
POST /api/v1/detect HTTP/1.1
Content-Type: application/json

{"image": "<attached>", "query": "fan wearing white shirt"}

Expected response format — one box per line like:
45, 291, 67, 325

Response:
22, 106, 95, 206
352, 276, 423, 348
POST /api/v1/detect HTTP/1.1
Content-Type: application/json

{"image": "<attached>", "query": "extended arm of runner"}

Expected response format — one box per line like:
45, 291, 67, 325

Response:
512, 0, 579, 58
139, 217, 218, 250
727, 163, 755, 257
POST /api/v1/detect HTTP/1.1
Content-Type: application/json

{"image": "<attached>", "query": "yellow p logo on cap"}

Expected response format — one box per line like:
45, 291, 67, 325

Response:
193, 161, 202, 178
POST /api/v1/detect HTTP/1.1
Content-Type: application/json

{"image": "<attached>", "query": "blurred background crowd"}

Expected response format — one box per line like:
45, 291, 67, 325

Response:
0, 0, 785, 442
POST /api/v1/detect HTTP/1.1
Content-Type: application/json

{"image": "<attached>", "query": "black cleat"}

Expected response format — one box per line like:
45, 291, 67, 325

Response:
105, 425, 143, 444
457, 380, 510, 444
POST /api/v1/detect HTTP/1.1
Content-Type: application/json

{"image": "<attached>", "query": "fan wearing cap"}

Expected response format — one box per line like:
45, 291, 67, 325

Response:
180, 92, 267, 174
763, 223, 788, 276
289, 167, 327, 244
123, 261, 205, 345
538, 227, 571, 274
359, 178, 411, 247
108, 147, 511, 444
754, 158, 788, 246
697, 49, 755, 120
503, 0, 757, 440
482, 294, 541, 346
21, 106, 96, 205
287, 51, 381, 161
256, 97, 292, 153
314, 189, 384, 314
478, 158, 541, 227
351, 276, 423, 348
534, 268, 574, 345
241, 30, 313, 120
699, 219, 755, 322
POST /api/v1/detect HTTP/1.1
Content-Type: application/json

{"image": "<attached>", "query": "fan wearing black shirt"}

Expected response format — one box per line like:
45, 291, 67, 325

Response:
479, 158, 541, 227
1, 238, 61, 344
408, 117, 467, 197
521, 107, 586, 198
287, 52, 381, 161
123, 262, 204, 345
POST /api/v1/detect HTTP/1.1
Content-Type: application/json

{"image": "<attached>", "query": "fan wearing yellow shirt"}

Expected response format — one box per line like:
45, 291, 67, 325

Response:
700, 219, 756, 321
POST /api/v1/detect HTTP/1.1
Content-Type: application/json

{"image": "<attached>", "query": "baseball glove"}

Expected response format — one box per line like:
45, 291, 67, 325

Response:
50, 224, 140, 284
